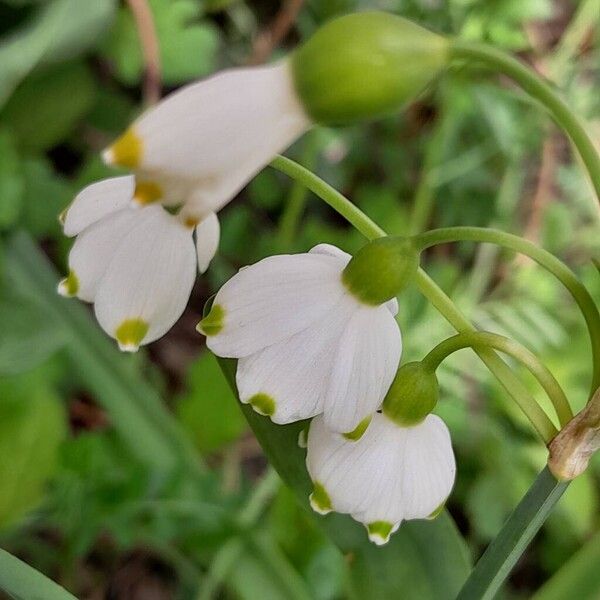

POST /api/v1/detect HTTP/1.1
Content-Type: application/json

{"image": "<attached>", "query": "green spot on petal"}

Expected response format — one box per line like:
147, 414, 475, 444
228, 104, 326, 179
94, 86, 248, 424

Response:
343, 416, 372, 441
249, 393, 275, 417
367, 521, 394, 545
309, 482, 332, 515
197, 304, 225, 336
58, 270, 79, 297
427, 502, 445, 520
115, 318, 149, 352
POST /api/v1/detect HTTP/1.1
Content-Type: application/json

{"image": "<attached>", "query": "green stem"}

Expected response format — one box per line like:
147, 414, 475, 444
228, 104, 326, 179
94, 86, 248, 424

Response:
423, 332, 572, 427
415, 270, 557, 443
270, 156, 385, 239
456, 467, 568, 600
271, 156, 557, 442
451, 40, 600, 209
277, 132, 320, 249
0, 547, 76, 600
414, 226, 600, 397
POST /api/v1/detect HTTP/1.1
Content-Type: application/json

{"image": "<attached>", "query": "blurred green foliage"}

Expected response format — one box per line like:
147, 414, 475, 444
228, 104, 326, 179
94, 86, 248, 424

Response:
0, 0, 598, 598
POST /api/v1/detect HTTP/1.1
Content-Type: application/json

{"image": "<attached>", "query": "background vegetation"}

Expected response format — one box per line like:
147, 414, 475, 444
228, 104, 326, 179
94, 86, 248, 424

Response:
0, 0, 598, 598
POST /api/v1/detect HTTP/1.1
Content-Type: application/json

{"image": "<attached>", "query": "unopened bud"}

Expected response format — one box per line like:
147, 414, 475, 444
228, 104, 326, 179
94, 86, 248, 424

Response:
383, 362, 439, 426
292, 12, 449, 124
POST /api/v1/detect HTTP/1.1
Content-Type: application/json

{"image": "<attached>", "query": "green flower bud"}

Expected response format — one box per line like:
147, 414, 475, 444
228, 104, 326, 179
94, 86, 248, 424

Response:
383, 362, 439, 426
342, 237, 419, 305
291, 12, 449, 124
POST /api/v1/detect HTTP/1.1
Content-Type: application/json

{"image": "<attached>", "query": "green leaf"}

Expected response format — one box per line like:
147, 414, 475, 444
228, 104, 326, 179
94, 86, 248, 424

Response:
19, 158, 73, 237
0, 288, 67, 375
0, 129, 23, 229
0, 61, 96, 152
176, 352, 247, 453
217, 358, 472, 599
0, 547, 76, 600
532, 531, 600, 600
0, 374, 66, 528
101, 0, 219, 86
0, 0, 115, 108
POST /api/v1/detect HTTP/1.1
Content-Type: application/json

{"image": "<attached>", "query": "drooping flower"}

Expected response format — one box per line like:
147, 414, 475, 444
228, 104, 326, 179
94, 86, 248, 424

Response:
306, 412, 455, 545
102, 61, 311, 225
58, 176, 219, 351
198, 244, 402, 433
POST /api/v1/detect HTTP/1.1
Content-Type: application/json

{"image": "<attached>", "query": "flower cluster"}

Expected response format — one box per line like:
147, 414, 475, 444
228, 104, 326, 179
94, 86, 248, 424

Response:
59, 12, 456, 544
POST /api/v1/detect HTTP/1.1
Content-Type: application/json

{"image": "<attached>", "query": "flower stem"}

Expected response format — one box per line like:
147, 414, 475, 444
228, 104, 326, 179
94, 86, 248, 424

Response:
423, 331, 572, 427
414, 226, 600, 398
450, 40, 600, 209
456, 467, 568, 600
270, 156, 557, 443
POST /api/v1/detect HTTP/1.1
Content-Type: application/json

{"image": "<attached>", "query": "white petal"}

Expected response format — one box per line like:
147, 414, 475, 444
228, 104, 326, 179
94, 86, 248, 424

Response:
111, 61, 310, 215
394, 415, 456, 521
195, 212, 220, 274
236, 298, 355, 423
94, 206, 196, 350
324, 305, 402, 433
306, 413, 456, 540
202, 252, 346, 358
309, 243, 351, 265
66, 208, 139, 302
62, 176, 134, 237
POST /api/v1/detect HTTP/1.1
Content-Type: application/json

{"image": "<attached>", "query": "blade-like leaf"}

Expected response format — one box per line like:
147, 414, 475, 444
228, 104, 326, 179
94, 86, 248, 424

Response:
218, 358, 472, 600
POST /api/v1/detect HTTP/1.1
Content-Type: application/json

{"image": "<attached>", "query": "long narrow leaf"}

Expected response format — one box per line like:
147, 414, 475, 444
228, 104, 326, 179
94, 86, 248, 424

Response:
457, 468, 569, 600
0, 547, 76, 600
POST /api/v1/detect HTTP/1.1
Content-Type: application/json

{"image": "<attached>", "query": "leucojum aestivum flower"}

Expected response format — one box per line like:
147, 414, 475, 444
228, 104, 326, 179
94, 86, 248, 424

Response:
58, 9, 600, 594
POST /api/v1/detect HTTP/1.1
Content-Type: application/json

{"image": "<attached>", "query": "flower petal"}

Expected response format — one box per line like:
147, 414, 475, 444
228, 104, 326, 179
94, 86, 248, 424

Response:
324, 305, 402, 433
306, 413, 455, 540
94, 206, 196, 350
236, 298, 355, 423
62, 176, 134, 237
65, 208, 139, 302
200, 252, 346, 358
195, 212, 220, 274
106, 61, 310, 215
394, 414, 456, 521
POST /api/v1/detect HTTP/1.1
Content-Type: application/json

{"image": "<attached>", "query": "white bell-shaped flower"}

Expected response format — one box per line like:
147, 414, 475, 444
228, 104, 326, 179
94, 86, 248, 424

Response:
102, 61, 311, 224
59, 176, 220, 351
198, 244, 402, 433
306, 412, 456, 545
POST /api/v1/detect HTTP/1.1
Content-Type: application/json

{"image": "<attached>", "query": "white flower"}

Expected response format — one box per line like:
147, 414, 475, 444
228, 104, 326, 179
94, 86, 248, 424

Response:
306, 412, 456, 545
198, 244, 402, 433
58, 176, 220, 351
102, 61, 310, 224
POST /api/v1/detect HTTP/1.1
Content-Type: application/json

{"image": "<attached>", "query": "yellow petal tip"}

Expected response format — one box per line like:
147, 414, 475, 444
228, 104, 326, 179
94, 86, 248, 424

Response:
103, 128, 142, 169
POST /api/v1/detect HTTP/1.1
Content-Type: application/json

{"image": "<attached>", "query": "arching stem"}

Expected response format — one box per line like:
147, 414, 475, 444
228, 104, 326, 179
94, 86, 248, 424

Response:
451, 40, 600, 211
423, 331, 572, 427
414, 226, 600, 398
